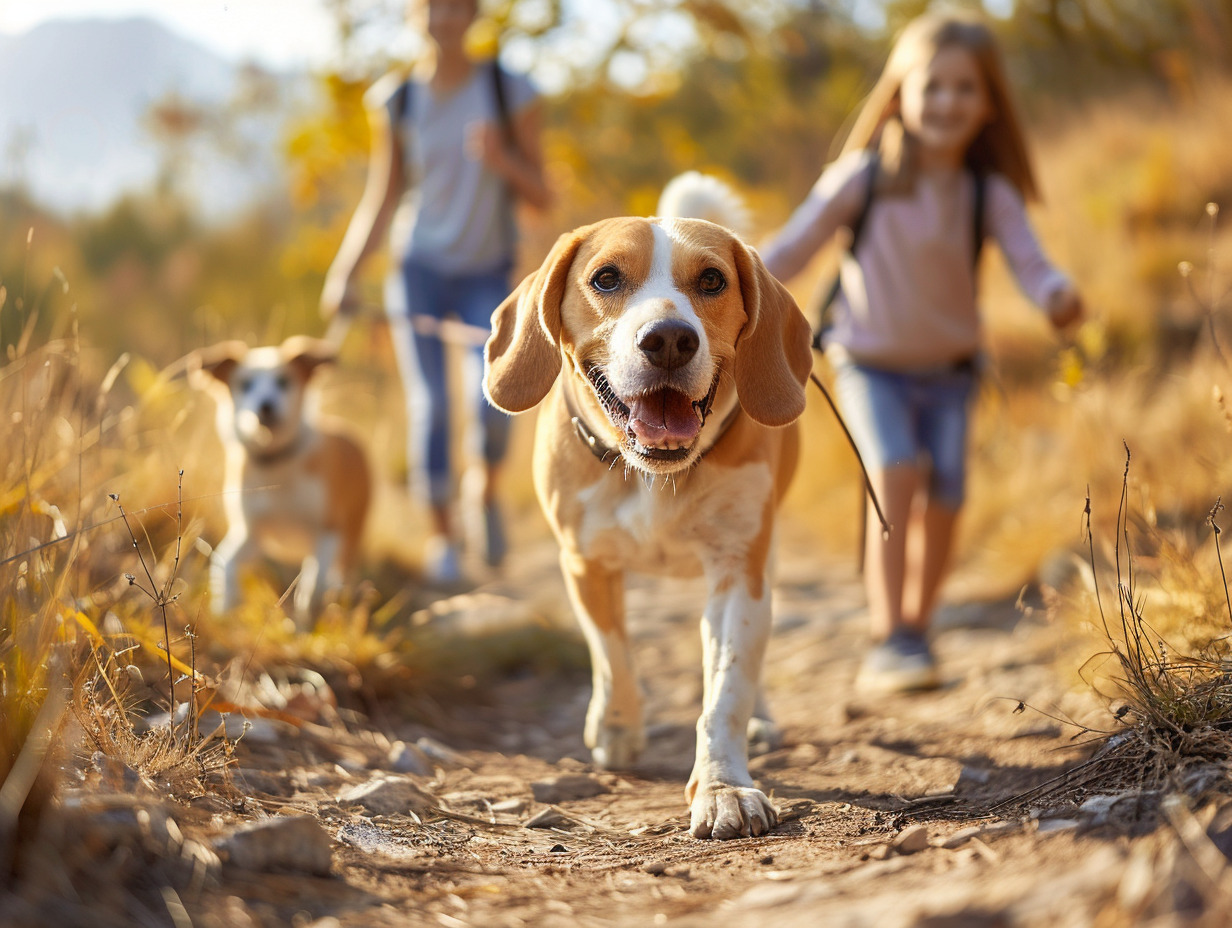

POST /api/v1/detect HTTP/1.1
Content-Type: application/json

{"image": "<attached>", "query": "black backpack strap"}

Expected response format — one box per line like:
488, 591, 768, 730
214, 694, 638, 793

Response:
972, 169, 986, 265
848, 153, 879, 254
391, 78, 411, 125
811, 153, 879, 350
490, 61, 514, 145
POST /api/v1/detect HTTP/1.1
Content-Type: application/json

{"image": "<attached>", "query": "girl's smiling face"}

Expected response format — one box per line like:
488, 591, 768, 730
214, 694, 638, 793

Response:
897, 45, 992, 166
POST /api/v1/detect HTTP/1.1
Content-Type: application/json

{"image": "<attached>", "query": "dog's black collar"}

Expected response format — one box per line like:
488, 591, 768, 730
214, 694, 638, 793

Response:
564, 379, 623, 466
562, 374, 738, 467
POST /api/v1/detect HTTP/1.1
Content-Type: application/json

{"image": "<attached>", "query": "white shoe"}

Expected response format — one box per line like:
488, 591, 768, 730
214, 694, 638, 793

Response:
423, 535, 461, 584
855, 630, 940, 695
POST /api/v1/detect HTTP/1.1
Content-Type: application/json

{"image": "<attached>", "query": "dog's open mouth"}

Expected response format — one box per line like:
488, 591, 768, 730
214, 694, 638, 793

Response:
585, 365, 718, 463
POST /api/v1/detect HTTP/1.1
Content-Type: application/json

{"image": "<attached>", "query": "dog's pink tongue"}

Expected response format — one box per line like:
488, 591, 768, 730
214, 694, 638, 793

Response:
627, 389, 700, 447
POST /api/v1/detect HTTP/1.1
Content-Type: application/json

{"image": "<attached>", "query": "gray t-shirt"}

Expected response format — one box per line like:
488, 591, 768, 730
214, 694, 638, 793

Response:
378, 63, 537, 275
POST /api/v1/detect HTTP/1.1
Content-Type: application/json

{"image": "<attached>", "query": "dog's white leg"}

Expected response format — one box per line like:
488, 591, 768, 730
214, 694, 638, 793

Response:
210, 529, 256, 615
292, 533, 339, 629
686, 575, 778, 839
559, 553, 645, 770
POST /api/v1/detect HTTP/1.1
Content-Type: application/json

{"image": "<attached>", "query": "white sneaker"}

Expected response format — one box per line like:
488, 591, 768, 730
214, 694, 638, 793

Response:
855, 629, 940, 695
423, 535, 461, 584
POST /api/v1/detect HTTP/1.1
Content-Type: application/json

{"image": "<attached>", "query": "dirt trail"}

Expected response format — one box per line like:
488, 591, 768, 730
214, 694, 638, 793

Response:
52, 520, 1150, 927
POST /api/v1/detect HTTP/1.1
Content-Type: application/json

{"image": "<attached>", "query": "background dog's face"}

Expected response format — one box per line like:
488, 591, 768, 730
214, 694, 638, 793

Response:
189, 336, 335, 454
485, 217, 813, 475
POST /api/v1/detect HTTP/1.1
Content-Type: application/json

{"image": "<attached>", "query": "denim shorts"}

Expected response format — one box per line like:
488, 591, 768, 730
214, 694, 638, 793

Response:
385, 257, 513, 506
832, 357, 977, 507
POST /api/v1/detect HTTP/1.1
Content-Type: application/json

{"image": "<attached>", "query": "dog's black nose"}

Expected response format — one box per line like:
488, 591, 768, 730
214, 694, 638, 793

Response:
637, 320, 699, 370
257, 400, 278, 425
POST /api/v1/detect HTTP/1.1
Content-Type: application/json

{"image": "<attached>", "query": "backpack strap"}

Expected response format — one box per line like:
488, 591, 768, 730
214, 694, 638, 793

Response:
971, 169, 987, 265
811, 153, 879, 350
490, 61, 515, 145
391, 63, 509, 137
391, 78, 411, 126
811, 159, 988, 351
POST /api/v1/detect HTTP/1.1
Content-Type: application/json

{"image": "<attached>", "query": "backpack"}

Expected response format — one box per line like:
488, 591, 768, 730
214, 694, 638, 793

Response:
810, 153, 987, 351
389, 60, 514, 145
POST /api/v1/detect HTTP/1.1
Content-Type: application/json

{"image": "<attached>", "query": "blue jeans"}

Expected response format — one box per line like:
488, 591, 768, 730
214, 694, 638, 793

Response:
386, 258, 513, 507
833, 358, 977, 507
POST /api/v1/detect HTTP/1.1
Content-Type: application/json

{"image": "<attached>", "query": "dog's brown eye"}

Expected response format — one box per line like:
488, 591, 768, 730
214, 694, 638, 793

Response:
591, 265, 622, 293
698, 268, 726, 294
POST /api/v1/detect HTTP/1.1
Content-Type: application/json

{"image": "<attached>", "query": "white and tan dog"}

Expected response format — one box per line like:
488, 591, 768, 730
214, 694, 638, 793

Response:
190, 336, 370, 626
483, 177, 813, 839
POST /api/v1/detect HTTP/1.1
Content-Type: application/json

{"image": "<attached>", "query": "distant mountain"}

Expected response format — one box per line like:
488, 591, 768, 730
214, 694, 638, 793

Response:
0, 17, 306, 219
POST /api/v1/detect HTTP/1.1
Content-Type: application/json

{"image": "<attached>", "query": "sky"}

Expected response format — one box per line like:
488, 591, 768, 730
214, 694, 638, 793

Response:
0, 0, 342, 69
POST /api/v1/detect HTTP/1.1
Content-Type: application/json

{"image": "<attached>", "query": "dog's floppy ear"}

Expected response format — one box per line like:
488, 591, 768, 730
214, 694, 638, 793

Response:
732, 242, 813, 427
280, 335, 337, 382
188, 340, 250, 387
484, 226, 589, 413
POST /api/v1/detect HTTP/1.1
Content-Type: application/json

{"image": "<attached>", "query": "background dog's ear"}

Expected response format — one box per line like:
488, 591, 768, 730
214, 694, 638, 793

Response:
732, 243, 813, 427
280, 335, 337, 382
484, 227, 588, 413
187, 339, 250, 387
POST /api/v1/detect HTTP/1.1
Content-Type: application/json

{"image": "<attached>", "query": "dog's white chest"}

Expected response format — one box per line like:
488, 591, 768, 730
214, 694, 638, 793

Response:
574, 461, 773, 576
227, 451, 330, 559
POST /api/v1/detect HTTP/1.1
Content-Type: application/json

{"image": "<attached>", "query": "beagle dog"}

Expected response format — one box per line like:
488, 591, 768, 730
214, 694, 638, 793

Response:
190, 336, 370, 626
483, 178, 813, 839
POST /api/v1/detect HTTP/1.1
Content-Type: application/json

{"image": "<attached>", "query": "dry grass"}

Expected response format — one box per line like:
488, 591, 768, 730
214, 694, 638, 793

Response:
1006, 448, 1232, 826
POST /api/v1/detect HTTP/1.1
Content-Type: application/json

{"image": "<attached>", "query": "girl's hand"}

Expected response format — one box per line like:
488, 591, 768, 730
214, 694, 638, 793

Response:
466, 120, 508, 172
1047, 286, 1083, 331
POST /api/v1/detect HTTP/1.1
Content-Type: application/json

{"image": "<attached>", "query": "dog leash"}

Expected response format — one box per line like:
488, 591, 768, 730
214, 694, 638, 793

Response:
808, 370, 891, 539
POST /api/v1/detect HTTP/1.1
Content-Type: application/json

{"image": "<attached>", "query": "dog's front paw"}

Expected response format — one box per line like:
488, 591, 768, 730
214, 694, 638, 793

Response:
588, 725, 645, 771
688, 784, 777, 840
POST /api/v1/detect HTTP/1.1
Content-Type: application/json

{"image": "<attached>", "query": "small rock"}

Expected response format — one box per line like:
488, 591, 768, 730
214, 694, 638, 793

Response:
641, 861, 667, 876
891, 824, 931, 855
549, 843, 568, 853
531, 773, 608, 804
415, 737, 468, 768
1037, 817, 1081, 834
1079, 793, 1125, 825
491, 798, 528, 815
233, 767, 287, 798
214, 815, 332, 875
867, 844, 892, 860
957, 766, 991, 787
387, 741, 433, 776
525, 807, 569, 829
337, 769, 438, 813
337, 775, 437, 817
739, 882, 807, 908
90, 752, 148, 792
441, 790, 493, 810
938, 820, 1020, 849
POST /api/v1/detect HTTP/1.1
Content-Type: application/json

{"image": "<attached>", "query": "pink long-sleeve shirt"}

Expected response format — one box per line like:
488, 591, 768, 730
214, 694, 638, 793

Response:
760, 151, 1070, 371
